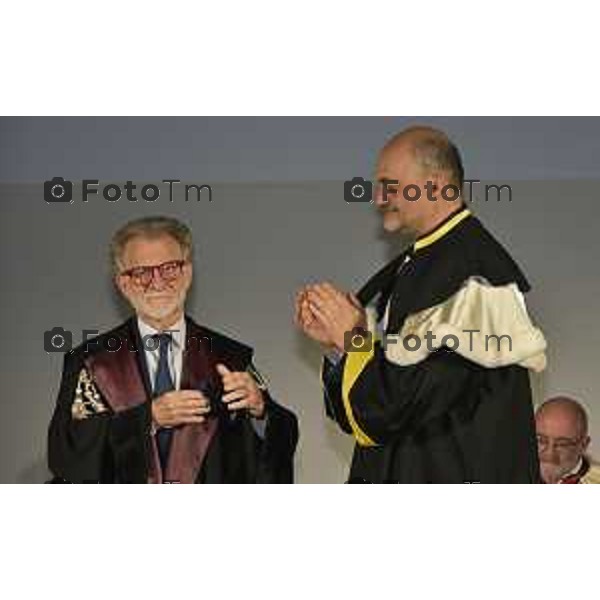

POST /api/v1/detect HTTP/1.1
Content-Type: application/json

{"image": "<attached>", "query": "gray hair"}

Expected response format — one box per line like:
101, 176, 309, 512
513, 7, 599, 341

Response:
110, 216, 193, 274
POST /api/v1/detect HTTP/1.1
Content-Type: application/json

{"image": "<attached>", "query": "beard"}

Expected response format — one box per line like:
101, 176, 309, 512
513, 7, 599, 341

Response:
381, 208, 403, 231
381, 208, 414, 236
131, 286, 187, 324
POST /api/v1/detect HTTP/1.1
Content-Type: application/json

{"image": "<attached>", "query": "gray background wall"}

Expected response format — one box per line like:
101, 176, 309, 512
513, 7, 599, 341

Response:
0, 117, 598, 483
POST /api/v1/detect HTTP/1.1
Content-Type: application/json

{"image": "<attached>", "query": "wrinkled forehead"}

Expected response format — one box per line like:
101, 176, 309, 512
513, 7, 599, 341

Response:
535, 408, 582, 438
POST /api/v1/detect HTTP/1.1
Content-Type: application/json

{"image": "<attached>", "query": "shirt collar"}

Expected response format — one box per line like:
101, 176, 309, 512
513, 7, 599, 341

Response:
413, 206, 472, 253
137, 314, 186, 350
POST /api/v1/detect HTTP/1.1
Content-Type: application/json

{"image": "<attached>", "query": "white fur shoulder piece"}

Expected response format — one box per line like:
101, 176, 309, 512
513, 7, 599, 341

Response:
383, 277, 547, 372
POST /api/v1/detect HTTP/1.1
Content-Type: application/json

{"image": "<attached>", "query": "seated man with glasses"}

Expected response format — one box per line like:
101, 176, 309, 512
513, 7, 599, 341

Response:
535, 396, 600, 484
48, 216, 298, 483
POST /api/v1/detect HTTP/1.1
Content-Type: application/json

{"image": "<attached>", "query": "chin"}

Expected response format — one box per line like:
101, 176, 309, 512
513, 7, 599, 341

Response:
540, 465, 564, 484
382, 213, 403, 233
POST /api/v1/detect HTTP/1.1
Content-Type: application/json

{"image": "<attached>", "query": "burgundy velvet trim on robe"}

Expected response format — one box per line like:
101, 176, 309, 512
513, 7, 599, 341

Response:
84, 322, 220, 484
163, 332, 220, 484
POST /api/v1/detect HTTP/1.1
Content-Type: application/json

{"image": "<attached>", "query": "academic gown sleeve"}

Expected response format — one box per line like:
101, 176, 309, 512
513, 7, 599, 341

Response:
322, 344, 481, 447
47, 351, 151, 483
322, 273, 546, 449
253, 387, 299, 483
203, 361, 298, 483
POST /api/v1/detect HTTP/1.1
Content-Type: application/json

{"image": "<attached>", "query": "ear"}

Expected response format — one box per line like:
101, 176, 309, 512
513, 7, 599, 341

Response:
582, 435, 591, 452
427, 170, 446, 193
183, 260, 193, 285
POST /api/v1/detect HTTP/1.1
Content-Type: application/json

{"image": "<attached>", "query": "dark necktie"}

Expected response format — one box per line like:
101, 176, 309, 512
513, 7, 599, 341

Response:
152, 333, 174, 471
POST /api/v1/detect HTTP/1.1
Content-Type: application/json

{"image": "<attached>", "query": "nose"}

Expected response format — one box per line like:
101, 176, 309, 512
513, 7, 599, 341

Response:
146, 269, 170, 291
373, 183, 385, 207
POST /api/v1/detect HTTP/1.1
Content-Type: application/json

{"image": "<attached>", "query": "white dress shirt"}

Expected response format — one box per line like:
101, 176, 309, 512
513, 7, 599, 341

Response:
137, 315, 186, 392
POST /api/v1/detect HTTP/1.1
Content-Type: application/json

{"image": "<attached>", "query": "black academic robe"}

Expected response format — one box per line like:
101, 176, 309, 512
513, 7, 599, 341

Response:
322, 207, 545, 483
48, 316, 298, 483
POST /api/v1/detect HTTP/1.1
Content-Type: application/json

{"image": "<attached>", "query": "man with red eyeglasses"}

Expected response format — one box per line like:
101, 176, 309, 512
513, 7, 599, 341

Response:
535, 396, 600, 484
48, 216, 298, 483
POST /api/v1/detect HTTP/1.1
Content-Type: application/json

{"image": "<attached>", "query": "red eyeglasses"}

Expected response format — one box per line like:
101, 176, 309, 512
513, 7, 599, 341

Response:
120, 259, 187, 289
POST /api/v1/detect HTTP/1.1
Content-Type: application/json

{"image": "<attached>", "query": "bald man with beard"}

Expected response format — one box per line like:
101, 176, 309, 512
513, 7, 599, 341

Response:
296, 126, 547, 483
536, 396, 600, 484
